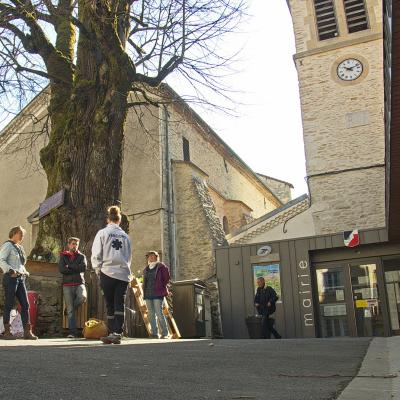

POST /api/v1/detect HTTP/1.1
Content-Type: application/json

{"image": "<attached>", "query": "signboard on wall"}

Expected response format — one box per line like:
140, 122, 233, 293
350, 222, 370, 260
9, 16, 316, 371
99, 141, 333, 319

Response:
38, 189, 65, 219
252, 264, 281, 299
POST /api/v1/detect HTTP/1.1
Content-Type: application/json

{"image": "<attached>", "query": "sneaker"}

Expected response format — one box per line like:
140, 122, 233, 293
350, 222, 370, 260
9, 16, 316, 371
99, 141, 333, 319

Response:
100, 333, 121, 345
67, 334, 76, 339
160, 334, 171, 339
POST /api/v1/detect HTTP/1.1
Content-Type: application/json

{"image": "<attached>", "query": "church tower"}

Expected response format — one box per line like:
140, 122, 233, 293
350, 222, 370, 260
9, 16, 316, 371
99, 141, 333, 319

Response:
288, 0, 385, 234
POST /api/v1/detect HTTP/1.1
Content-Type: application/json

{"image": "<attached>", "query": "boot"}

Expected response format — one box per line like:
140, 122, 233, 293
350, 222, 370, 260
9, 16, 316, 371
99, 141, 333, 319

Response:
23, 324, 38, 340
1, 324, 17, 340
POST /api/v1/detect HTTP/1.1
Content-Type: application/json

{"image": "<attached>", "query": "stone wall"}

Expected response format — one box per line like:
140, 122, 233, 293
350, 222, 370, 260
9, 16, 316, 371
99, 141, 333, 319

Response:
288, 0, 382, 55
172, 161, 227, 336
289, 0, 385, 235
256, 174, 293, 204
0, 274, 63, 336
296, 38, 385, 234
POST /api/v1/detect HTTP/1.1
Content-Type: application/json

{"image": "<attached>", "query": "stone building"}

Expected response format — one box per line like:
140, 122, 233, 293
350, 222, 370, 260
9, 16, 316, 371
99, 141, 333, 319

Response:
216, 0, 400, 339
0, 84, 288, 335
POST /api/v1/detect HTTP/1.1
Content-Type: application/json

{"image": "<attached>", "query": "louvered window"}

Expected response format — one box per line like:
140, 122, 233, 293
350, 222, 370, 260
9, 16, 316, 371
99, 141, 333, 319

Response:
343, 0, 369, 33
313, 0, 339, 40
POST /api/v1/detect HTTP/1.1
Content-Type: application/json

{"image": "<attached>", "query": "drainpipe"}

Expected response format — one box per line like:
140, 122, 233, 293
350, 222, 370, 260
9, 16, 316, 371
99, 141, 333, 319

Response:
162, 105, 177, 280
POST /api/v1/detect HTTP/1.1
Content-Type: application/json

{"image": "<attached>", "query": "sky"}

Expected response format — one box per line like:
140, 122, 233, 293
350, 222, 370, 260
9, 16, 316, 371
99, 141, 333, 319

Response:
175, 1, 307, 197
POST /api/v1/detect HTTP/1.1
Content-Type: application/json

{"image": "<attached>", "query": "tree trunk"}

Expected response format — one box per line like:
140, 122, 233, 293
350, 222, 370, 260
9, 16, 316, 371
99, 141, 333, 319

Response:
31, 3, 131, 260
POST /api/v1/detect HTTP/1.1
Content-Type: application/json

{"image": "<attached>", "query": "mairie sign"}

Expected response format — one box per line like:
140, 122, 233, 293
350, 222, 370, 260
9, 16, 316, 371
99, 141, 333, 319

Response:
38, 189, 65, 219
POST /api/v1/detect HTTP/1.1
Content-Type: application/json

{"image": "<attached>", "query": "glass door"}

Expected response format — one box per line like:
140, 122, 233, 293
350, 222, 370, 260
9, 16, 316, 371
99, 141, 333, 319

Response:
383, 258, 400, 335
316, 267, 352, 337
350, 263, 384, 337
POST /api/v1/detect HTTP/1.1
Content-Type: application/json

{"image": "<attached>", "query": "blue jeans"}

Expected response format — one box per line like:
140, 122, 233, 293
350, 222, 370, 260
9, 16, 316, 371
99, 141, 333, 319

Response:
145, 298, 168, 337
3, 273, 29, 326
63, 285, 87, 332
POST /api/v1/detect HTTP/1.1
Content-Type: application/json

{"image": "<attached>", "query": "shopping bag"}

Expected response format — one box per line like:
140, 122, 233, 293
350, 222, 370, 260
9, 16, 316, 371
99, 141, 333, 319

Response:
82, 318, 108, 339
10, 310, 24, 338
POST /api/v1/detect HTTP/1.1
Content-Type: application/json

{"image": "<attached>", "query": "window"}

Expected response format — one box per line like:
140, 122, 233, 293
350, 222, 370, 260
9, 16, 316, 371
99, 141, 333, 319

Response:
182, 137, 190, 162
343, 0, 369, 33
223, 158, 228, 173
222, 216, 229, 234
313, 0, 339, 40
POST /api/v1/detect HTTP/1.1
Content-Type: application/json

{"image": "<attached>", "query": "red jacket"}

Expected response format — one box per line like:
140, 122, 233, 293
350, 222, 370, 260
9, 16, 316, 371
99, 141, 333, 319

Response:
143, 262, 170, 297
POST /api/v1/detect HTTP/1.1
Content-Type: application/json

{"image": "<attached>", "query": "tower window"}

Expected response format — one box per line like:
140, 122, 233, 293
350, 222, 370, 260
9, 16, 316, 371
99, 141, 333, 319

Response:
183, 137, 190, 162
343, 0, 369, 33
313, 0, 339, 41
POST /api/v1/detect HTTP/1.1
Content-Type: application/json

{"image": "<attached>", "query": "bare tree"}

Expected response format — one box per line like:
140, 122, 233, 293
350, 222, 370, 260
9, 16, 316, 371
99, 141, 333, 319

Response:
0, 0, 245, 259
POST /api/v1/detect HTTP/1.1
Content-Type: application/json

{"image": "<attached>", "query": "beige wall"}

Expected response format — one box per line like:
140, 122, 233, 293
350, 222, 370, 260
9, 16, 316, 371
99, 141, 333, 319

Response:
290, 0, 385, 234
121, 106, 163, 273
209, 188, 253, 234
257, 174, 292, 204
0, 100, 163, 267
0, 100, 48, 254
166, 105, 280, 219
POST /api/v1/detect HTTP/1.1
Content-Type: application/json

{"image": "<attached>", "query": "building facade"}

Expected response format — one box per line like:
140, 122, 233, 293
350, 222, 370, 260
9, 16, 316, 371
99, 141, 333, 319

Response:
0, 85, 288, 335
216, 0, 400, 339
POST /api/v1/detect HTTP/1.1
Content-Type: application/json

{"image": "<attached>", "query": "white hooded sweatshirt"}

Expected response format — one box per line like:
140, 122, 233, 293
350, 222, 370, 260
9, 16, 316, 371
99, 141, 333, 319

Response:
91, 223, 132, 282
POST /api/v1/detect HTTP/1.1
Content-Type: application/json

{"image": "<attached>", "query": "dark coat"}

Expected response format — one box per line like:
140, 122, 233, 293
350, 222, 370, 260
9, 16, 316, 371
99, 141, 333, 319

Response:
254, 285, 279, 316
58, 251, 87, 285
143, 262, 170, 298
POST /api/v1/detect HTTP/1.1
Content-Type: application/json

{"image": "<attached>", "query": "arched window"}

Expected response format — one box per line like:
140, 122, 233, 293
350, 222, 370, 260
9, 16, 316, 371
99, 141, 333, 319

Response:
222, 216, 229, 234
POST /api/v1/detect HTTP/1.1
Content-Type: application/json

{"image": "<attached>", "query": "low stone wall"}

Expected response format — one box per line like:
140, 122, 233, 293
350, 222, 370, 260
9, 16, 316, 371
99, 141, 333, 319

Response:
0, 261, 63, 337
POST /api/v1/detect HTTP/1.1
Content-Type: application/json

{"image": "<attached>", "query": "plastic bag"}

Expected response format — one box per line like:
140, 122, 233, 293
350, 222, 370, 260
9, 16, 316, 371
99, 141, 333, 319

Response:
10, 310, 24, 338
82, 318, 108, 339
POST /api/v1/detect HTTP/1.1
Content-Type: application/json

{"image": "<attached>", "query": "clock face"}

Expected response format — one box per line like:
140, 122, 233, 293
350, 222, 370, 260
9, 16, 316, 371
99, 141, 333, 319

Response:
337, 59, 363, 81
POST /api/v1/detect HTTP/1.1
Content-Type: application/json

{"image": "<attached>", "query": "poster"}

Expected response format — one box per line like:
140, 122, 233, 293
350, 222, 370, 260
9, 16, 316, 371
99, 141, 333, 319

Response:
253, 264, 281, 299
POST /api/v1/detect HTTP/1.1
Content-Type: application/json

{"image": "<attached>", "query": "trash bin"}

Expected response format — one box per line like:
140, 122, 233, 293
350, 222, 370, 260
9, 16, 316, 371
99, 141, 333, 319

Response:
246, 315, 262, 339
17, 291, 39, 333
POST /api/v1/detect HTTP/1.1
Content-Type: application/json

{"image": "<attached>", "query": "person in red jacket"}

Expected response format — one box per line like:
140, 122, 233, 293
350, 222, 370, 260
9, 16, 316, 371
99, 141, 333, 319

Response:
142, 251, 170, 338
59, 237, 87, 338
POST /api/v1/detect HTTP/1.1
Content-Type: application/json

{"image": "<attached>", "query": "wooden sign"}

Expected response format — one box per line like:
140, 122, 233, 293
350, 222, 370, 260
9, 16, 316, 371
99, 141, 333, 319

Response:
39, 189, 65, 219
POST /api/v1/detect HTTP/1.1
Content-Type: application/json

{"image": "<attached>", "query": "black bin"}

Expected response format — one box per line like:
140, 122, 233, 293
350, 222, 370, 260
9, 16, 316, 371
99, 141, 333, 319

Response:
246, 315, 262, 339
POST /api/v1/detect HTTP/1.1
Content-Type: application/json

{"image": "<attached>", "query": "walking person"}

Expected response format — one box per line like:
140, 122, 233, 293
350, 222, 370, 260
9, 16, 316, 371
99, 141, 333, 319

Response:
0, 226, 38, 340
143, 251, 170, 339
91, 206, 132, 344
59, 237, 87, 338
254, 277, 281, 339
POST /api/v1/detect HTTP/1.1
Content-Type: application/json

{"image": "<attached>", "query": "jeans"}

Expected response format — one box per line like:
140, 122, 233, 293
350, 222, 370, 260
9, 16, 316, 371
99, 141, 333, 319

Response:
3, 273, 29, 326
63, 285, 87, 332
261, 315, 281, 339
145, 298, 168, 337
100, 272, 128, 334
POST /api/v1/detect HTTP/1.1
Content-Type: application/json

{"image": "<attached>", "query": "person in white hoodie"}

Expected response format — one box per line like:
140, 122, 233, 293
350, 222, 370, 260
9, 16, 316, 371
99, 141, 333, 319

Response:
91, 206, 132, 344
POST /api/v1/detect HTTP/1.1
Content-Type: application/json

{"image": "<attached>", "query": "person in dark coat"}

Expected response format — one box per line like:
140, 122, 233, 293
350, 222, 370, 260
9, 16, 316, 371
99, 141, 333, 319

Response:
254, 277, 281, 339
59, 237, 87, 338
142, 251, 170, 338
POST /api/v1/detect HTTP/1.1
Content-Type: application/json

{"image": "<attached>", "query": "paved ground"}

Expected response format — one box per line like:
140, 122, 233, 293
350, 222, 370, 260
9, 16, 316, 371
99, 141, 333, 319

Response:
0, 337, 370, 400
338, 337, 400, 400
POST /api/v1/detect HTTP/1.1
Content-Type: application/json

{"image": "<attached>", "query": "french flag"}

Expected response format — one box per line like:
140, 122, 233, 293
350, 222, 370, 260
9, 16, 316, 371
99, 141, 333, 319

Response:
343, 230, 360, 248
